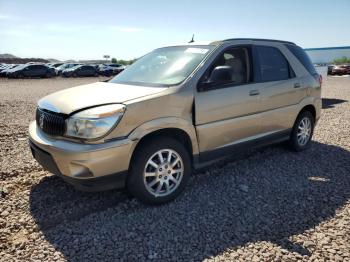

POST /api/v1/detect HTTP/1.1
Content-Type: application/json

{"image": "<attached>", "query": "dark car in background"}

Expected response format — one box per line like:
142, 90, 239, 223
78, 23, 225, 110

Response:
330, 65, 349, 75
46, 63, 64, 68
97, 65, 115, 76
0, 64, 22, 77
62, 64, 98, 77
7, 64, 55, 78
55, 63, 81, 75
342, 65, 350, 74
104, 63, 126, 75
327, 65, 335, 75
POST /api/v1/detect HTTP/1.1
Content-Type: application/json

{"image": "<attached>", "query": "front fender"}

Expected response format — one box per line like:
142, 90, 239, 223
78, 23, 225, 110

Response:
128, 117, 199, 155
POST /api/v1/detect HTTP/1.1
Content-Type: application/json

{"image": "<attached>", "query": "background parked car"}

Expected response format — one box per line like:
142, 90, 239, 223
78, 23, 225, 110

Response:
0, 64, 21, 77
327, 65, 335, 75
7, 64, 55, 78
46, 63, 64, 68
330, 65, 348, 75
62, 65, 98, 77
342, 64, 350, 74
55, 63, 81, 75
103, 63, 126, 75
97, 64, 115, 76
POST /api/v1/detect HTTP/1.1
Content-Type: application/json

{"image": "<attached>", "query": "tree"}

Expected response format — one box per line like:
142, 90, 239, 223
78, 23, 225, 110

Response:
333, 56, 350, 64
111, 57, 117, 64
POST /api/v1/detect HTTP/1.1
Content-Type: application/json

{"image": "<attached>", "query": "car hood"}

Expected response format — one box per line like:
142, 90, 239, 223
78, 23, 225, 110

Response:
38, 81, 167, 114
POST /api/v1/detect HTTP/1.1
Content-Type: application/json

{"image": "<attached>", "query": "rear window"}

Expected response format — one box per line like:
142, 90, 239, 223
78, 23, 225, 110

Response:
255, 46, 290, 82
285, 44, 317, 75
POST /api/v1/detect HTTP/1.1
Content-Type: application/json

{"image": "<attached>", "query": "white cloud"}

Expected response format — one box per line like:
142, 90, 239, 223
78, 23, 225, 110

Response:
32, 24, 143, 33
118, 27, 143, 32
0, 29, 31, 37
0, 14, 17, 21
45, 24, 93, 32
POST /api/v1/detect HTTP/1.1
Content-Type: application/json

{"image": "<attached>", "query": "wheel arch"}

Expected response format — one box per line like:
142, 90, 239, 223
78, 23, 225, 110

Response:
298, 104, 316, 120
128, 126, 198, 172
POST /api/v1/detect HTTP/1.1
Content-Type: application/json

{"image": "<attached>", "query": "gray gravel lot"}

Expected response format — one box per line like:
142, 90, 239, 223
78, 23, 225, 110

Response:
0, 76, 349, 261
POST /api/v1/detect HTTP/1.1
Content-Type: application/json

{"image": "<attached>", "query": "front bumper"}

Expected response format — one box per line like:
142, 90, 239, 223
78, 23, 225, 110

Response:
28, 121, 136, 191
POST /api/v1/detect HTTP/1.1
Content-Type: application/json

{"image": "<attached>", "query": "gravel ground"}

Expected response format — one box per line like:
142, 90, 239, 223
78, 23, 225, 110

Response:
0, 76, 349, 261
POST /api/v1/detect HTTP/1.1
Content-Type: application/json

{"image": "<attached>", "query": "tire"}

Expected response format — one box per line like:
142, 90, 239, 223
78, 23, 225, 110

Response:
46, 72, 52, 78
289, 110, 315, 151
127, 136, 191, 205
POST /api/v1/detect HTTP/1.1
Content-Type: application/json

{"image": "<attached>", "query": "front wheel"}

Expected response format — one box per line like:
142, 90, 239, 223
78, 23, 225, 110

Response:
289, 111, 315, 151
127, 137, 191, 205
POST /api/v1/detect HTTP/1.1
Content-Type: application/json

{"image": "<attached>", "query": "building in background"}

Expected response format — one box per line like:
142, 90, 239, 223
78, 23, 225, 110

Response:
305, 46, 350, 64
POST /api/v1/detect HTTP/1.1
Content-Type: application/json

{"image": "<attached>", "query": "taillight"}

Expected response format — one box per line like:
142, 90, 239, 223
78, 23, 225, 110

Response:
312, 73, 322, 88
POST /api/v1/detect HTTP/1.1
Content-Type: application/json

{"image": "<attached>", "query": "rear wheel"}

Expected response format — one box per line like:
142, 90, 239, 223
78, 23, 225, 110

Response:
289, 110, 314, 151
127, 137, 191, 204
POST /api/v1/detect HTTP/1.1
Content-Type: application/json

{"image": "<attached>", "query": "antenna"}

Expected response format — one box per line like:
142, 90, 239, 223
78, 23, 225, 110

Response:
188, 34, 194, 43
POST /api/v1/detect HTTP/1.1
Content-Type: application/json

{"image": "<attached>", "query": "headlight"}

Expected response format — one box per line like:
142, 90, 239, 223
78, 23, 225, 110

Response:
66, 104, 125, 139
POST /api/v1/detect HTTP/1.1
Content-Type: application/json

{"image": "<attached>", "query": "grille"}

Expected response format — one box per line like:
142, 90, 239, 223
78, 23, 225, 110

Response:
36, 108, 66, 136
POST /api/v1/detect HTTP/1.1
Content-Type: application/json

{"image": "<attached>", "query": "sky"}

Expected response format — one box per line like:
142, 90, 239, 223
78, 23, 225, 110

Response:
0, 0, 349, 61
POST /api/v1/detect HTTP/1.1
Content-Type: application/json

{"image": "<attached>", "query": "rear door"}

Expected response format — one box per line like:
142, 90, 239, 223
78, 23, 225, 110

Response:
79, 66, 88, 76
195, 46, 262, 158
87, 66, 95, 76
25, 65, 38, 77
253, 44, 306, 134
36, 65, 47, 77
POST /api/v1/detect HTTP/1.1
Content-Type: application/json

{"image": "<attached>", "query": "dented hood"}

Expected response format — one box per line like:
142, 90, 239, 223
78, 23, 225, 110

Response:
38, 82, 167, 114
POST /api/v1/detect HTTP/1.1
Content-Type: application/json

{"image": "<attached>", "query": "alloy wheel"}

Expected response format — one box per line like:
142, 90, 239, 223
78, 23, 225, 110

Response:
143, 149, 184, 197
297, 117, 312, 146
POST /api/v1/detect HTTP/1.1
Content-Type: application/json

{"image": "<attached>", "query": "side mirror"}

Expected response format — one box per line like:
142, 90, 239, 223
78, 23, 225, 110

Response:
198, 66, 232, 91
209, 66, 232, 83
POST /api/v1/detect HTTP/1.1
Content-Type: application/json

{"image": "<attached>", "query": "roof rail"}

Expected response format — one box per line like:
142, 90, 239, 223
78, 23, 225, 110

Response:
222, 38, 296, 45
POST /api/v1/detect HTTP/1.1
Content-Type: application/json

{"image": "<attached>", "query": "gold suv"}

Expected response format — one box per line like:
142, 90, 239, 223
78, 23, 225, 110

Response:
29, 38, 322, 204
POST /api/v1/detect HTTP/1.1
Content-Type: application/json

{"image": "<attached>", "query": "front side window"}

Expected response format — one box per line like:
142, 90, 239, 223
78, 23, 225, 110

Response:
256, 46, 291, 82
110, 45, 215, 87
204, 47, 250, 85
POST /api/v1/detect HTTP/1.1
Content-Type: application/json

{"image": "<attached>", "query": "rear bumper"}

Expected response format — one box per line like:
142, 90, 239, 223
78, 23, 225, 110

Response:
28, 121, 136, 191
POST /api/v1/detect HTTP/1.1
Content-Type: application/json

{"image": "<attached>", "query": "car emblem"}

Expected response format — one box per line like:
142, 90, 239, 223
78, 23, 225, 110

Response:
39, 114, 45, 129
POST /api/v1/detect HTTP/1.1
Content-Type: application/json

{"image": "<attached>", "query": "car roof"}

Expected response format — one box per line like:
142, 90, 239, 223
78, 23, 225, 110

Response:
219, 38, 296, 45
162, 38, 296, 49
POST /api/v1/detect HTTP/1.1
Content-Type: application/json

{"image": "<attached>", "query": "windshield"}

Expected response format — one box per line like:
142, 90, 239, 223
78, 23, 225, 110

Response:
12, 64, 26, 70
69, 65, 81, 70
109, 45, 214, 86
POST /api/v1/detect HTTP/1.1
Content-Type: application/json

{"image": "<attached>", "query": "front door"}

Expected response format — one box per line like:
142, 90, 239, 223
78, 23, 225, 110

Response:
195, 46, 261, 158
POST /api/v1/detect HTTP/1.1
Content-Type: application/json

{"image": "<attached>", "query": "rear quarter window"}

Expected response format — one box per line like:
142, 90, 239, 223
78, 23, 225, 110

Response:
285, 44, 317, 75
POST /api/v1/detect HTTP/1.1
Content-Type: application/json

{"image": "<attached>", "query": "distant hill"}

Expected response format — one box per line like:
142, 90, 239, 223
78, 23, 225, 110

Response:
78, 59, 109, 64
0, 53, 19, 59
46, 58, 61, 63
0, 53, 49, 64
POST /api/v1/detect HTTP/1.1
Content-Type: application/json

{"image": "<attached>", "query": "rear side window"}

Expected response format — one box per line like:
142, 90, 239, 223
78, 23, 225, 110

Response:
255, 46, 290, 82
285, 44, 317, 75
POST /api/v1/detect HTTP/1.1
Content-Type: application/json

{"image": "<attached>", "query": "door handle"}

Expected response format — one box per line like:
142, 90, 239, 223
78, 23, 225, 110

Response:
249, 90, 260, 96
294, 83, 301, 88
